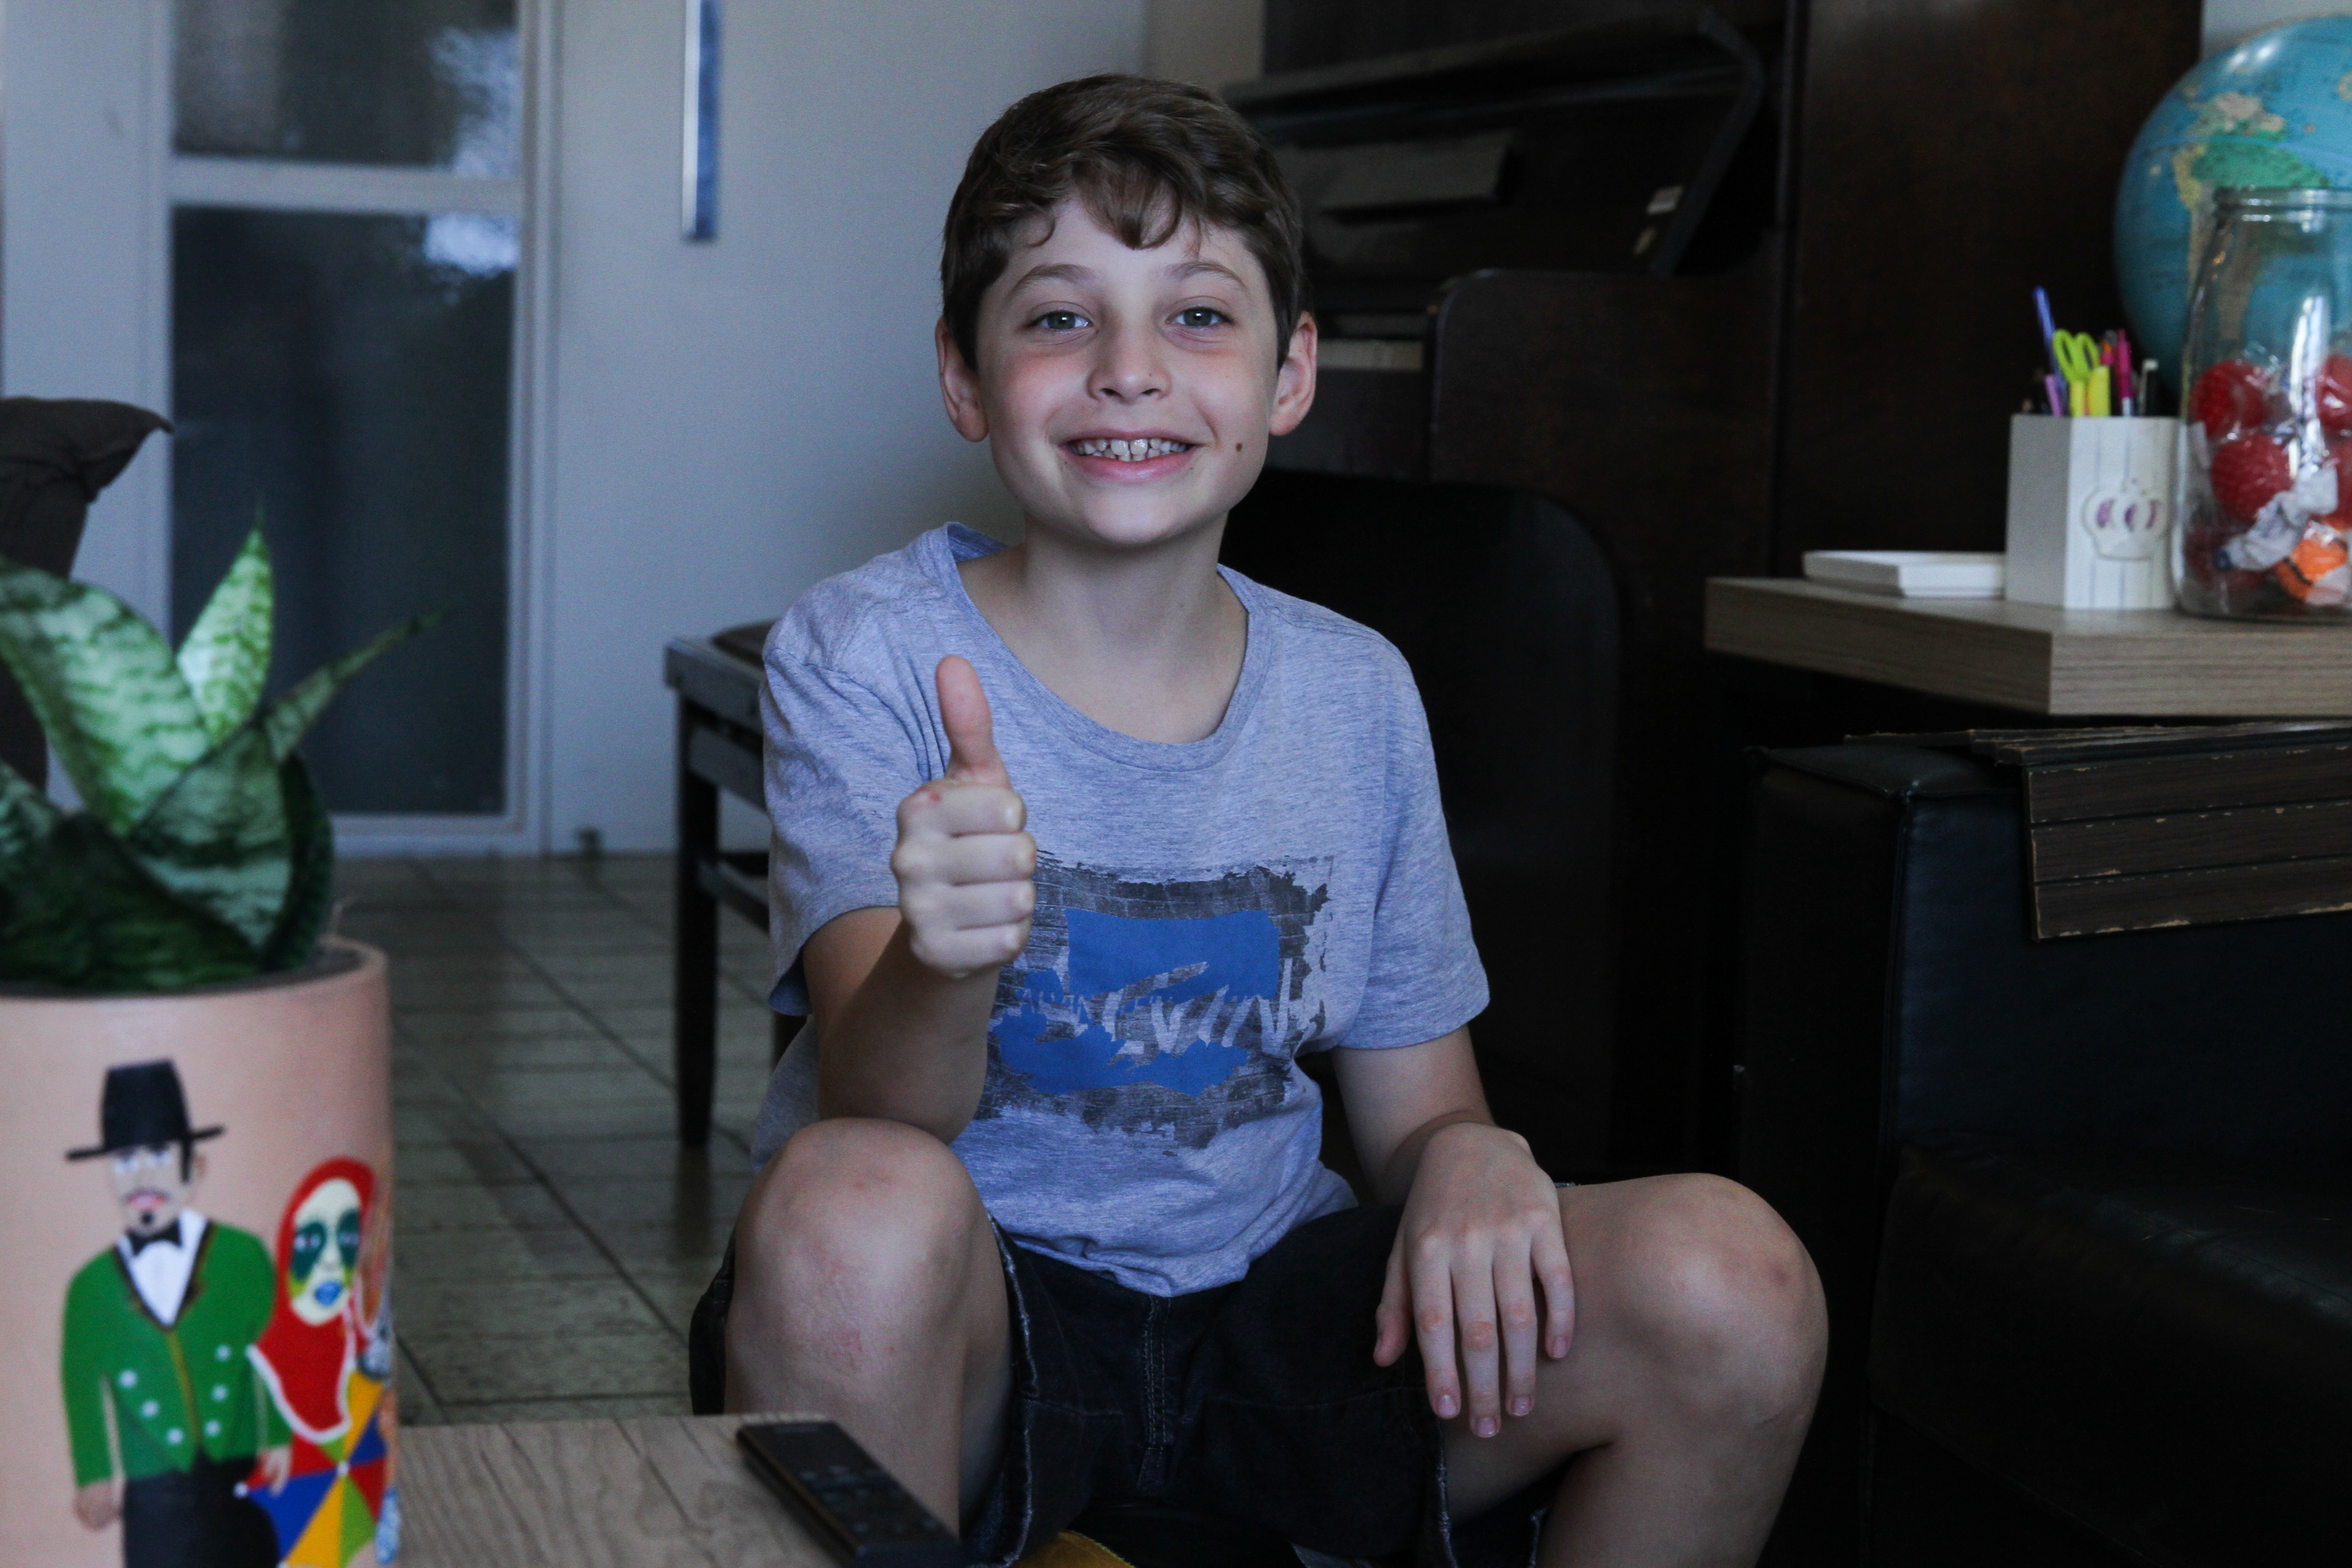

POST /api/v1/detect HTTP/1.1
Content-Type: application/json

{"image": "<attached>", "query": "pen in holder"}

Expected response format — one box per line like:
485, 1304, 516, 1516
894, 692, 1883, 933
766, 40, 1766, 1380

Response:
2004, 414, 2181, 609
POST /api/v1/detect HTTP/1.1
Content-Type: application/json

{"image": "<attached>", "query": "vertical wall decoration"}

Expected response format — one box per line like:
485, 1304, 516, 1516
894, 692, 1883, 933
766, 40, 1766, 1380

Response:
682, 0, 721, 241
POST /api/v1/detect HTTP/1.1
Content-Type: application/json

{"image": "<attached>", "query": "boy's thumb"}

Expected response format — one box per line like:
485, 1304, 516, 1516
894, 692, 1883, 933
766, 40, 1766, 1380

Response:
936, 654, 1009, 787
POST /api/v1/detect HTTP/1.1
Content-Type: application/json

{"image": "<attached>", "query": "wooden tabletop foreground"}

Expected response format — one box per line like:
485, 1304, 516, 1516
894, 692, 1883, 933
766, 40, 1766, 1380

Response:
401, 1414, 831, 1567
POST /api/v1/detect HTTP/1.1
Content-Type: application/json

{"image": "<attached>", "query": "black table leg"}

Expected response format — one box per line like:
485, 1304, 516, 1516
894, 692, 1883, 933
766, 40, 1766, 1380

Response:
674, 704, 720, 1147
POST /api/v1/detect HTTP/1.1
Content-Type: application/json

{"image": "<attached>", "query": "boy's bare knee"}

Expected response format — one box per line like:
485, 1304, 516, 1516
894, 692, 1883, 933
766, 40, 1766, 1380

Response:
1608, 1174, 1825, 1421
735, 1117, 985, 1316
725, 1120, 995, 1419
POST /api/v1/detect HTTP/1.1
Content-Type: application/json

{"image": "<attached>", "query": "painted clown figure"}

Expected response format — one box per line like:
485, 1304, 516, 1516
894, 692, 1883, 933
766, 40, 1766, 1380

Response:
59, 1060, 289, 1568
246, 1158, 399, 1568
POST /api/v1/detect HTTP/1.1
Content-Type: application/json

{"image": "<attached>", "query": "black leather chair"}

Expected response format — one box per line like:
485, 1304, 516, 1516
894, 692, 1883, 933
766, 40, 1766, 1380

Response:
1736, 744, 2352, 1568
0, 397, 170, 785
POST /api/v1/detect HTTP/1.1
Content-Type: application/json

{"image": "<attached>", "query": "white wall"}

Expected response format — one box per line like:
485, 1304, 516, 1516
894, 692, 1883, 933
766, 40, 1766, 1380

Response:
1146, 0, 1263, 88
2205, 0, 2352, 53
1, 0, 173, 629
0, 0, 1262, 855
546, 0, 1146, 851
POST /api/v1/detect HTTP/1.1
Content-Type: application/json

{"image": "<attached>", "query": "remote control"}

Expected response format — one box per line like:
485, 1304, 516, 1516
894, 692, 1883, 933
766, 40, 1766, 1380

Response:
736, 1419, 962, 1567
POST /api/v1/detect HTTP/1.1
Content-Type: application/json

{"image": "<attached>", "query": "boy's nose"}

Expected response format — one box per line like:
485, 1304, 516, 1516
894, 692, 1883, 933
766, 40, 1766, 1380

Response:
1090, 321, 1168, 402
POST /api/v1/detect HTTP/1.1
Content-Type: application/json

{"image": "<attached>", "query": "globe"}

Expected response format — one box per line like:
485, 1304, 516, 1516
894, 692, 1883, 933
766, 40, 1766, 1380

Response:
2116, 16, 2352, 393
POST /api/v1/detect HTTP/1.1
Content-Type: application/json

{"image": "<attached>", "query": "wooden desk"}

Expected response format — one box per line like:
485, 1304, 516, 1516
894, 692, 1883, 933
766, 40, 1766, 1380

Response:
1705, 577, 2352, 717
402, 1414, 825, 1566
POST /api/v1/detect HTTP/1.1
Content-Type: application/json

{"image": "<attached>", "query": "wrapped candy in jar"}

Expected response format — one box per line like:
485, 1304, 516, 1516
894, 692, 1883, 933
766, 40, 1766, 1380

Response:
2177, 187, 2352, 619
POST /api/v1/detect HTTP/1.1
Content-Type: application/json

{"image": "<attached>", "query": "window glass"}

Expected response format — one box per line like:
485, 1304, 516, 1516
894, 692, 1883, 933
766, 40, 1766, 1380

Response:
175, 0, 519, 173
172, 207, 514, 814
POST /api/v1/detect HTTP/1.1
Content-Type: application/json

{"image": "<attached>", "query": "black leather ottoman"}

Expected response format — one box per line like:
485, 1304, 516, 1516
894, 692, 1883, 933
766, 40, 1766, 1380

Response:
0, 397, 170, 786
1733, 742, 2352, 1566
1874, 1134, 2352, 1566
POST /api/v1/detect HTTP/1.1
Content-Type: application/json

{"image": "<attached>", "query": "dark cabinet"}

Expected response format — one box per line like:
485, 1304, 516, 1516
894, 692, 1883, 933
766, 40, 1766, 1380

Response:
1224, 0, 2200, 1171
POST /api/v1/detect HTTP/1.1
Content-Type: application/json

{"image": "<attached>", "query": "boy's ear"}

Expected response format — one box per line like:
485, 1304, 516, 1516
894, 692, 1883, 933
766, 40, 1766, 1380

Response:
1268, 312, 1318, 439
936, 317, 991, 443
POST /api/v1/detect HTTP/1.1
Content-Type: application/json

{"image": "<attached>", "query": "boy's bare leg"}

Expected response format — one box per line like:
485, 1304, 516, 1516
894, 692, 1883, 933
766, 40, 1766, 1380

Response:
725, 1117, 1014, 1526
1438, 1174, 1827, 1567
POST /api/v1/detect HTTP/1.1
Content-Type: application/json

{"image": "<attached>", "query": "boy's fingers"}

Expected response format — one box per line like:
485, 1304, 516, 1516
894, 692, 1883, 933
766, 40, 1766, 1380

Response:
1407, 1240, 1461, 1421
1451, 1251, 1503, 1438
1534, 1223, 1576, 1360
936, 655, 1010, 787
895, 829, 1036, 888
899, 783, 1026, 839
1372, 1236, 1409, 1367
906, 918, 1030, 979
916, 879, 1037, 932
1494, 1248, 1541, 1420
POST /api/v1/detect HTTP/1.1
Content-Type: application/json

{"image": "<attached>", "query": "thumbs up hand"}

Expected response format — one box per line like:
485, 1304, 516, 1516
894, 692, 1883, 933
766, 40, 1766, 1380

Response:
891, 656, 1037, 979
937, 652, 1011, 789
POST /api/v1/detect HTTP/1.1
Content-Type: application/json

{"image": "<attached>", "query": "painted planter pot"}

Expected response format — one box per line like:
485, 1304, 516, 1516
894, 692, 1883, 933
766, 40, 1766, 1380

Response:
0, 940, 396, 1568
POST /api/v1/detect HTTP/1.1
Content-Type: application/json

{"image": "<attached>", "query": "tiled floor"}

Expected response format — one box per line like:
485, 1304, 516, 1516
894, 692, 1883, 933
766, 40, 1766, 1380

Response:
338, 853, 776, 1426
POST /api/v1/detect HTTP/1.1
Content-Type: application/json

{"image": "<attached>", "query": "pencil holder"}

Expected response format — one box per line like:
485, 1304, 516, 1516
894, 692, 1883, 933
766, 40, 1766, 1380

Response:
2004, 414, 2181, 609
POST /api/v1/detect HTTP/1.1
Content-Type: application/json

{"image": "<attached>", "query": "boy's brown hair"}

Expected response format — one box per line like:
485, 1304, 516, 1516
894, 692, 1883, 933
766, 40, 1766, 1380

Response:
941, 74, 1307, 370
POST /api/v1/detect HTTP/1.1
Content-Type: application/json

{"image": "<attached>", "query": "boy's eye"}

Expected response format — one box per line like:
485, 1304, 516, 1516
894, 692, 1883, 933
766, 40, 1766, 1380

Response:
1173, 307, 1227, 328
1033, 310, 1088, 331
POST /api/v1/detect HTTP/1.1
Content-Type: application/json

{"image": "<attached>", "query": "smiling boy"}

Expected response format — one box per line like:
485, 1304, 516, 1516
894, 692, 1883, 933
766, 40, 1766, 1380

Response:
725, 76, 1824, 1566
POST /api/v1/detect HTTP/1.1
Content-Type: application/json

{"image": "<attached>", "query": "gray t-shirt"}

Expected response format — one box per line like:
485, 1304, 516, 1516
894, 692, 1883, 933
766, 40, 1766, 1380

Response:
754, 524, 1487, 1296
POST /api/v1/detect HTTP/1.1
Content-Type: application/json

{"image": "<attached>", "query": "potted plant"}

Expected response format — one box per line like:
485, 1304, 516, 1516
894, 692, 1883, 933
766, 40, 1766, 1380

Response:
0, 525, 431, 1568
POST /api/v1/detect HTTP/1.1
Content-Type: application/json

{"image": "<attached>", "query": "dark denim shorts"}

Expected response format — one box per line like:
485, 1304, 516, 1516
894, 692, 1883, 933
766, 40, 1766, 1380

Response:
968, 1202, 1548, 1568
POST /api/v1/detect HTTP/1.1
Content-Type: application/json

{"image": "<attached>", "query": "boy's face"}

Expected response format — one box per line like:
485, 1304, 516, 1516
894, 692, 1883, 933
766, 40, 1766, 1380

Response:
939, 199, 1316, 551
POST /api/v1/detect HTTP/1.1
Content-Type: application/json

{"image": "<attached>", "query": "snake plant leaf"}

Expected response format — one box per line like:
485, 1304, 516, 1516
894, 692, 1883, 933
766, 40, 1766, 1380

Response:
257, 754, 333, 972
123, 724, 290, 951
0, 561, 208, 836
260, 611, 441, 763
0, 813, 257, 991
176, 524, 274, 743
0, 758, 63, 882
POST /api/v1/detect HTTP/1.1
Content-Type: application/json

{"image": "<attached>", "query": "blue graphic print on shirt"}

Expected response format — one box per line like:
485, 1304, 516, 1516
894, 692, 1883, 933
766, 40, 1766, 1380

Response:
982, 854, 1332, 1147
995, 907, 1280, 1096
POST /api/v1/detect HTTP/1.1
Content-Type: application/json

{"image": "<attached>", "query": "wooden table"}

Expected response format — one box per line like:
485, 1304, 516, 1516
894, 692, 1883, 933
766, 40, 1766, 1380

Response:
402, 1414, 827, 1566
1705, 577, 2352, 716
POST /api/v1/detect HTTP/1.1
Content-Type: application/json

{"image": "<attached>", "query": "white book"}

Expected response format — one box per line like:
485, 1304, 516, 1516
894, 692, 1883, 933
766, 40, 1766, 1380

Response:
1802, 550, 2006, 599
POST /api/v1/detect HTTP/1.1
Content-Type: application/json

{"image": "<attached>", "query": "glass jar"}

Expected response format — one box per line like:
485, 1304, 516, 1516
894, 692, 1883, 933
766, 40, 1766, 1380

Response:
2177, 187, 2352, 620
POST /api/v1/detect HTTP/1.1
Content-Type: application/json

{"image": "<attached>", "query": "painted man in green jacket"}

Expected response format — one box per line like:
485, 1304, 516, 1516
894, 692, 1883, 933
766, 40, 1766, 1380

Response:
60, 1061, 289, 1568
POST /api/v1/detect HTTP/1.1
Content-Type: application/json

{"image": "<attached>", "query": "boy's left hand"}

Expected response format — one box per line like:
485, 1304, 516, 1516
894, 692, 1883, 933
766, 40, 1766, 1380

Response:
1372, 1121, 1574, 1436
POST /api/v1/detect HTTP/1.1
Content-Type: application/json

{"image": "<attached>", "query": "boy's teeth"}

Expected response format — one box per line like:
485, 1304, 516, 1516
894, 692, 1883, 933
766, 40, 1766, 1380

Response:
1074, 437, 1187, 461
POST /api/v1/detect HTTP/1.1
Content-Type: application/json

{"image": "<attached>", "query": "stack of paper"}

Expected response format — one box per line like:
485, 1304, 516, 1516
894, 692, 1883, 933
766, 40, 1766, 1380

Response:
1801, 551, 2006, 599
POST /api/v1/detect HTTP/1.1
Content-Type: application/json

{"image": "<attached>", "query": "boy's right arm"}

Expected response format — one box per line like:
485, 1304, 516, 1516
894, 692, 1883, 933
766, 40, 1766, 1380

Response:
803, 656, 1034, 1143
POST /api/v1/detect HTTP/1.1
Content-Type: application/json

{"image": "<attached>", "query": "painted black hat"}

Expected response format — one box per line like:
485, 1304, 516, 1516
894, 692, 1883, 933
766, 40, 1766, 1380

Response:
65, 1059, 224, 1161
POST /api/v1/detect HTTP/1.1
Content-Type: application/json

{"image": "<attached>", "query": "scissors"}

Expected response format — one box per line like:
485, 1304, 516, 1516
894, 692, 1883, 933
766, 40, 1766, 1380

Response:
2053, 330, 2110, 416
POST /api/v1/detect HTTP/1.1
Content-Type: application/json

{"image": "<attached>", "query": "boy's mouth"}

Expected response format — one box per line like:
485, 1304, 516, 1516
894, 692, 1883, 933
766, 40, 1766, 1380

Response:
1066, 436, 1194, 463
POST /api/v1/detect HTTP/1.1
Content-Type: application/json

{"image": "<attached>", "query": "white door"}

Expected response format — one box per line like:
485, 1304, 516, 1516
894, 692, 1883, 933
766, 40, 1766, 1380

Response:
4, 0, 543, 848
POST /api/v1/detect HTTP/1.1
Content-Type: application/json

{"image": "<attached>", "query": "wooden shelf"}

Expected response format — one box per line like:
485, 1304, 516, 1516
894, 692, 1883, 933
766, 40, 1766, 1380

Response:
1705, 578, 2352, 717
